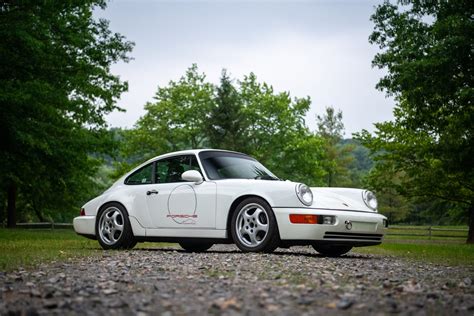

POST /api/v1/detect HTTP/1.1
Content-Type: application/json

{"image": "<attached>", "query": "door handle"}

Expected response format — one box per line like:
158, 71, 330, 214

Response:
146, 190, 159, 196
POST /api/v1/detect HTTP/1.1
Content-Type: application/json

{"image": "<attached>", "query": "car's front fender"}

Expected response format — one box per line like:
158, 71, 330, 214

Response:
214, 179, 303, 230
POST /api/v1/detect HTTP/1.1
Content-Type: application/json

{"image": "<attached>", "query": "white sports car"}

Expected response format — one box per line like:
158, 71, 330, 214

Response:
74, 149, 387, 256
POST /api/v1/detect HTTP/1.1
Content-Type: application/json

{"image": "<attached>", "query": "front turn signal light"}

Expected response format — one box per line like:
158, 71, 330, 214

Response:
289, 214, 318, 224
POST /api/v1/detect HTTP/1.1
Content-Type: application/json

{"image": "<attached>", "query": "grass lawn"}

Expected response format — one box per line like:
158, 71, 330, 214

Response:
1, 228, 472, 272
0, 229, 177, 272
0, 229, 103, 272
354, 240, 474, 266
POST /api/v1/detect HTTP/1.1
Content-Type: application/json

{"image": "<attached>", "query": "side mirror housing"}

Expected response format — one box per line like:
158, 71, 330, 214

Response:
181, 170, 204, 184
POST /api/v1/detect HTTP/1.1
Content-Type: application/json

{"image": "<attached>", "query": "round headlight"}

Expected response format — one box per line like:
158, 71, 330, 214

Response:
296, 183, 313, 206
362, 190, 378, 210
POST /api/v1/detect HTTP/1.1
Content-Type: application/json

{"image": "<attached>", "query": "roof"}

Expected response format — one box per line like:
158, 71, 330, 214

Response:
145, 148, 244, 164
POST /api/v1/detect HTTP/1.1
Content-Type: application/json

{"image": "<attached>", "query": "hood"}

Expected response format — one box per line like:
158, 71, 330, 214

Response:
310, 187, 376, 212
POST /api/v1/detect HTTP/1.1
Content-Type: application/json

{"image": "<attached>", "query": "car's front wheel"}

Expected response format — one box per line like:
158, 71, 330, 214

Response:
312, 244, 352, 257
179, 241, 213, 252
231, 197, 280, 253
96, 203, 136, 250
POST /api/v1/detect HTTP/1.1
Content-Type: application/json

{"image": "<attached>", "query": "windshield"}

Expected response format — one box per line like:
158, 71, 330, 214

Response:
199, 151, 279, 180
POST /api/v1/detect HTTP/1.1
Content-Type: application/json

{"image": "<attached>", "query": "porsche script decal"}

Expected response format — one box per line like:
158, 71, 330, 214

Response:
167, 184, 198, 224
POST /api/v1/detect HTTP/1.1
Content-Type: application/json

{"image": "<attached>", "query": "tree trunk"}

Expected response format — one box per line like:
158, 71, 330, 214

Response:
467, 203, 474, 244
32, 202, 45, 222
6, 181, 17, 228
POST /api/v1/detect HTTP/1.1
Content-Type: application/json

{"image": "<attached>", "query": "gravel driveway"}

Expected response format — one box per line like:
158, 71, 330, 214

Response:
1, 244, 473, 315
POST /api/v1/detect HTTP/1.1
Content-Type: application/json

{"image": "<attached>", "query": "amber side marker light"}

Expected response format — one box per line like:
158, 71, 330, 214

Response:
289, 214, 318, 224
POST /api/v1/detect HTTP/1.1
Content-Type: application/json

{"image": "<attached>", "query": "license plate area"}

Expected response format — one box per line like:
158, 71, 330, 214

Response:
351, 221, 377, 232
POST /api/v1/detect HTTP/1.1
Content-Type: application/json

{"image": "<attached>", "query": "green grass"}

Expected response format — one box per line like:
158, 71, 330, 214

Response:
354, 240, 474, 266
0, 229, 102, 272
1, 228, 472, 272
0, 229, 177, 272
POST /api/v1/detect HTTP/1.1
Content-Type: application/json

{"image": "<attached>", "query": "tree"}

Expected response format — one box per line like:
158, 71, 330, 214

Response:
364, 168, 412, 223
0, 1, 133, 226
316, 106, 344, 141
122, 67, 326, 186
316, 107, 354, 187
125, 64, 214, 162
206, 69, 246, 152
356, 0, 474, 242
239, 73, 326, 185
342, 139, 374, 187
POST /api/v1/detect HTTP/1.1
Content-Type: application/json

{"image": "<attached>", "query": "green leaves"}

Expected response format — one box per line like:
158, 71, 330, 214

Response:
123, 65, 327, 186
315, 107, 355, 187
129, 64, 214, 156
0, 1, 133, 223
360, 0, 473, 240
206, 69, 245, 152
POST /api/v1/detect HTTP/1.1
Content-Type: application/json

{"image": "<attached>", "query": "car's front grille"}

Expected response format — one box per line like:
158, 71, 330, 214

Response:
323, 231, 383, 242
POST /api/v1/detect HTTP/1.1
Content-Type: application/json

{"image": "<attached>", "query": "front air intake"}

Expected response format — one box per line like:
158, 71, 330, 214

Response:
323, 232, 383, 242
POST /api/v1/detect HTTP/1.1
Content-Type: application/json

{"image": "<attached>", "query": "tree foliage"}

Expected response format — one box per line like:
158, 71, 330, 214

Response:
124, 66, 326, 186
356, 0, 474, 242
316, 107, 354, 187
125, 65, 213, 160
0, 1, 133, 225
206, 69, 246, 152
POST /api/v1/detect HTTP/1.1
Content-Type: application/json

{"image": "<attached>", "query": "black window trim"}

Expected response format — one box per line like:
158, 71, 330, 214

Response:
152, 153, 204, 184
124, 153, 206, 186
124, 162, 154, 186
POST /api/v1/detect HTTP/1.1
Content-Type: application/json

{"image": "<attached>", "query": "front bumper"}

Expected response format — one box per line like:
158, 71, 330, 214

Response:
73, 216, 96, 236
273, 208, 386, 245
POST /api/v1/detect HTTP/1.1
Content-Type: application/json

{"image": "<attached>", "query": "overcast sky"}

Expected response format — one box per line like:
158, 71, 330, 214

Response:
96, 0, 395, 137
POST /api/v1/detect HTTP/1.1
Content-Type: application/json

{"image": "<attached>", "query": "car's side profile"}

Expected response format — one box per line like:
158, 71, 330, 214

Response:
74, 149, 387, 256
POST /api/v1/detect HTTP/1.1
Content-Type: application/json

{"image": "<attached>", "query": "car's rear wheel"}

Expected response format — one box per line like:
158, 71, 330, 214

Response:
231, 197, 280, 253
312, 244, 352, 257
96, 203, 136, 250
179, 241, 213, 252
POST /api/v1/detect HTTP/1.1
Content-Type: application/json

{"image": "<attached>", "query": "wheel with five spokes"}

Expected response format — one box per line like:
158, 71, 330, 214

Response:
96, 203, 136, 250
231, 197, 280, 253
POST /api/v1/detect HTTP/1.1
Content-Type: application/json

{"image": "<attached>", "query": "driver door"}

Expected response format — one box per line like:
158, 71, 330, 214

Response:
145, 155, 216, 229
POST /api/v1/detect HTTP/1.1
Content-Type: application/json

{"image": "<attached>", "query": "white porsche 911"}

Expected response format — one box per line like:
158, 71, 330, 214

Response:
74, 149, 387, 256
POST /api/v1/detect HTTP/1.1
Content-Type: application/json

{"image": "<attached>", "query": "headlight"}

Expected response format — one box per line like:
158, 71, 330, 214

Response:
362, 190, 378, 211
295, 183, 313, 206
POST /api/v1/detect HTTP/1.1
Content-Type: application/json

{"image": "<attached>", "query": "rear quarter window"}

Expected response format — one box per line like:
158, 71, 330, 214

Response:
125, 163, 153, 185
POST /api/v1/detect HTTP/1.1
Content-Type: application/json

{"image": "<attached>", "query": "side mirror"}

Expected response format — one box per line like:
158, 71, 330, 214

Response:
181, 170, 204, 184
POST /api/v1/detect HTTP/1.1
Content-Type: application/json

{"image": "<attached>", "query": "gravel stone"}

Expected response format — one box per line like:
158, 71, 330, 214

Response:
0, 244, 473, 315
336, 298, 354, 310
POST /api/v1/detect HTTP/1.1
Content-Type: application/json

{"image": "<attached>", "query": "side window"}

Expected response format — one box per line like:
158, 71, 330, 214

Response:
125, 163, 153, 185
155, 155, 202, 184
155, 160, 169, 184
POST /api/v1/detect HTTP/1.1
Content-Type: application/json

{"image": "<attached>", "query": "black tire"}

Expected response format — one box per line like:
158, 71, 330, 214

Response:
230, 197, 280, 253
96, 202, 136, 250
312, 244, 352, 257
179, 241, 213, 252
